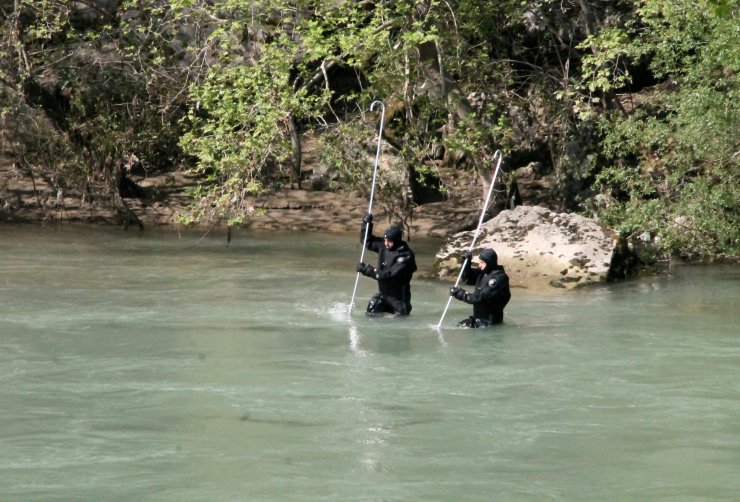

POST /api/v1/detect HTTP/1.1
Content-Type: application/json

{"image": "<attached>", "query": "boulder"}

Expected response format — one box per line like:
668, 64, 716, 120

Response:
434, 205, 629, 289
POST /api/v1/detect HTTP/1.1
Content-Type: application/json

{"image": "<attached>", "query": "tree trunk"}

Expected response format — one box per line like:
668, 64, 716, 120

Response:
287, 114, 302, 189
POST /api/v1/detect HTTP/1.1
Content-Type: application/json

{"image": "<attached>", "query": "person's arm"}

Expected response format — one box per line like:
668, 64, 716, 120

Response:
461, 253, 479, 285
450, 286, 472, 304
450, 253, 479, 303
360, 214, 383, 252
356, 262, 378, 280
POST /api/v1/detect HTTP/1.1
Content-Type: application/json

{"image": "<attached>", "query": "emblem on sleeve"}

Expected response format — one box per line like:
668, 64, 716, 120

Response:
488, 279, 497, 287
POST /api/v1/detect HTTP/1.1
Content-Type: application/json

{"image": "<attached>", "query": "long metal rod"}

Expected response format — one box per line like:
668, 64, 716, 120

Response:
350, 100, 386, 312
436, 150, 504, 329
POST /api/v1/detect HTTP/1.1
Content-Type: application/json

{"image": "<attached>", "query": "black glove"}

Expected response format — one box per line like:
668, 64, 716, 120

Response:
357, 263, 375, 277
360, 214, 374, 241
461, 251, 472, 263
450, 286, 467, 301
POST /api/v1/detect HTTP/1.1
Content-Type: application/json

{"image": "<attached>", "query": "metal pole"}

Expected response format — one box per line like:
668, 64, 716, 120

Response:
350, 100, 385, 312
436, 150, 504, 329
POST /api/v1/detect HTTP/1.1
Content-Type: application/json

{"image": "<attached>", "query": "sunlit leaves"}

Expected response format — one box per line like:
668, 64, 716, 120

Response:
593, 0, 739, 258
578, 28, 636, 94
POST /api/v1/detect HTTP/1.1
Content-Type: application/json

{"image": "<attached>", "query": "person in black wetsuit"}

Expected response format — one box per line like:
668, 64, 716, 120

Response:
449, 248, 511, 328
356, 214, 417, 316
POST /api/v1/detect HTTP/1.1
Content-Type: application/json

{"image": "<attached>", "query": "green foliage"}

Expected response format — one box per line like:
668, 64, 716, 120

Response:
2, 0, 736, 260
319, 122, 371, 191
592, 0, 739, 259
579, 28, 639, 96
1, 0, 193, 202
174, 1, 344, 223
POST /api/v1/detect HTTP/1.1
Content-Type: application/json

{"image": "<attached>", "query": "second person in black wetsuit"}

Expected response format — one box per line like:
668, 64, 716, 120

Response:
449, 248, 511, 328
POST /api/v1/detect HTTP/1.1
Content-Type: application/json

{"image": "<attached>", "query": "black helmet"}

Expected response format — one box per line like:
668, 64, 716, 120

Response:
479, 248, 498, 266
384, 226, 403, 243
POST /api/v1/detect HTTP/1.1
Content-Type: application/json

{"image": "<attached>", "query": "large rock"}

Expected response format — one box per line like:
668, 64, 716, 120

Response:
434, 205, 628, 289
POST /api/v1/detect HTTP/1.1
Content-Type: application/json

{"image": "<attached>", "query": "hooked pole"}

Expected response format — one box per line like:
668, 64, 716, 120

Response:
435, 150, 504, 329
349, 100, 385, 312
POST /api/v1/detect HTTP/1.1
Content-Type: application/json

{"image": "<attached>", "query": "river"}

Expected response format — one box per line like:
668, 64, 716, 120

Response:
1, 224, 738, 501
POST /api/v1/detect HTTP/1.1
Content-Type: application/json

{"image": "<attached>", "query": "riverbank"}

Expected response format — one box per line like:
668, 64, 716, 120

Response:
0, 162, 492, 239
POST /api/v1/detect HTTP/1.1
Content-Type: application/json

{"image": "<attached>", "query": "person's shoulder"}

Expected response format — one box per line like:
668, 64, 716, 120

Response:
396, 241, 413, 253
491, 267, 510, 284
394, 243, 415, 263
396, 245, 413, 258
485, 267, 505, 278
483, 269, 506, 287
491, 266, 508, 276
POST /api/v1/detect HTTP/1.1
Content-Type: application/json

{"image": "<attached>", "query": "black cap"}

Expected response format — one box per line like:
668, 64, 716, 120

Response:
384, 226, 403, 243
479, 248, 498, 266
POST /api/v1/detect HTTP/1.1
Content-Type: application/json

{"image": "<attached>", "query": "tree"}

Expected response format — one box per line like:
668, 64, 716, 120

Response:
0, 0, 204, 222
176, 0, 529, 227
585, 0, 739, 258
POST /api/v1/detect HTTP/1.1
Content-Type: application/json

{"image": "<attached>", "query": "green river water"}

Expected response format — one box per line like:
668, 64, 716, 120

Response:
1, 224, 738, 501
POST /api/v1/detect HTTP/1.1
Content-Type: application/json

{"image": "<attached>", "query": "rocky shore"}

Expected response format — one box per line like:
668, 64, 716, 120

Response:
0, 162, 484, 237
2, 160, 648, 290
435, 205, 632, 290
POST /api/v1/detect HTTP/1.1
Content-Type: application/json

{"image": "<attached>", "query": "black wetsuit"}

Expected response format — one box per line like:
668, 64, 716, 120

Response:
360, 221, 417, 315
457, 260, 511, 327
